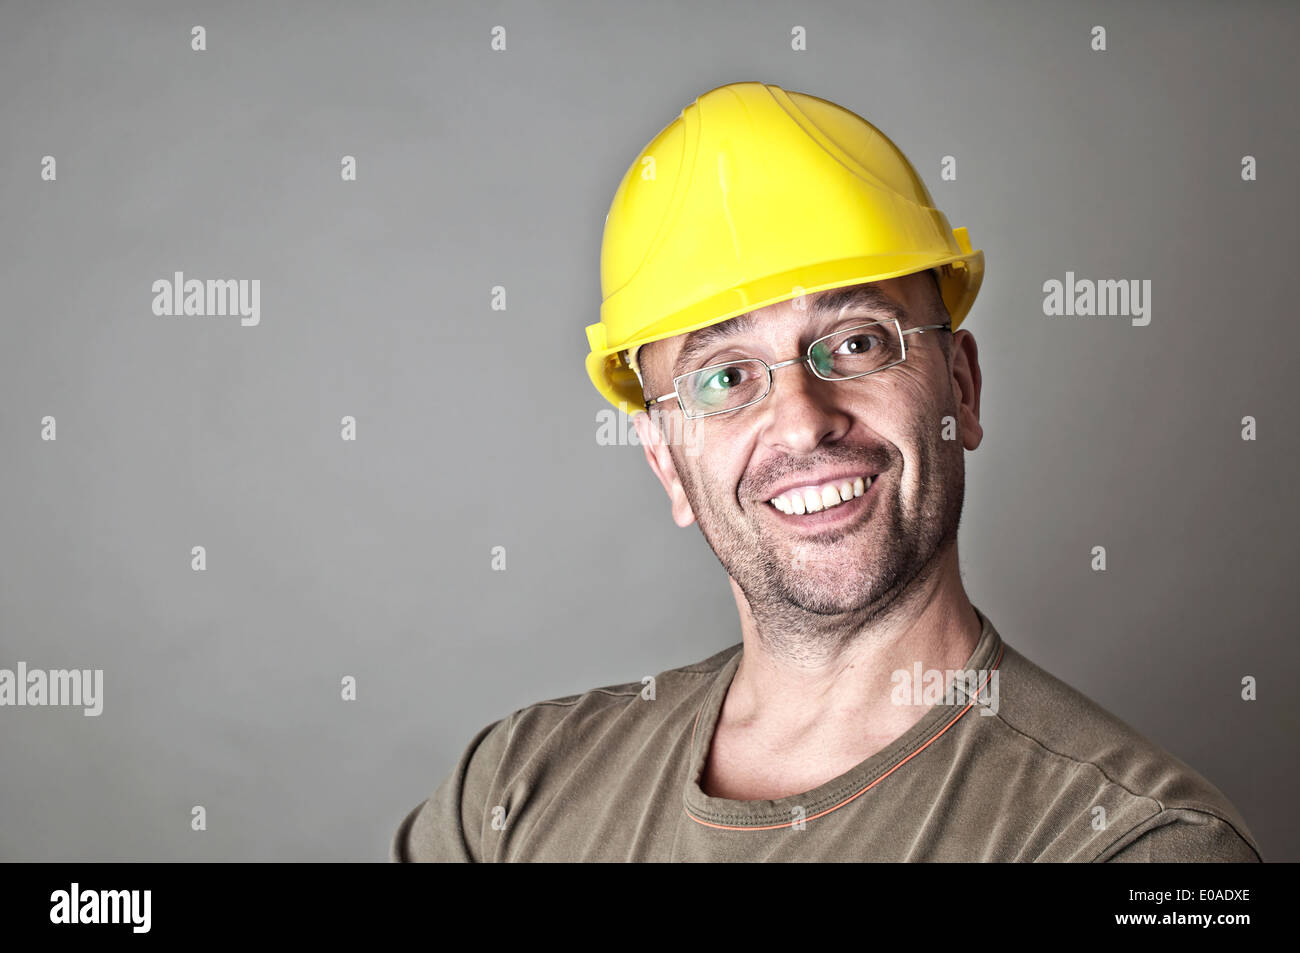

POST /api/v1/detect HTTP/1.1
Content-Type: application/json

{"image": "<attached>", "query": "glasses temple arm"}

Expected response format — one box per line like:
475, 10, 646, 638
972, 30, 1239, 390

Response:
899, 322, 951, 337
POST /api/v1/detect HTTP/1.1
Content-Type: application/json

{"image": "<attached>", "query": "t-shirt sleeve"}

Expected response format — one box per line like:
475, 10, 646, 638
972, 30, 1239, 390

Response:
1099, 808, 1262, 863
389, 714, 513, 863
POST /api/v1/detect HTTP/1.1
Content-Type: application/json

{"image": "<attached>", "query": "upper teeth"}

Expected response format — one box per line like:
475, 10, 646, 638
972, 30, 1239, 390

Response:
769, 476, 870, 514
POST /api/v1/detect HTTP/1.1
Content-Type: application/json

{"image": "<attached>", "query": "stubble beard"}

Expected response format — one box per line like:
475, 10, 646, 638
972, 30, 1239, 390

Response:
676, 412, 966, 660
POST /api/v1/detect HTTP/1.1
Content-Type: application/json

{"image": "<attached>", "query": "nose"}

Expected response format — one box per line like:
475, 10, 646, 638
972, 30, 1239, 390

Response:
754, 362, 852, 454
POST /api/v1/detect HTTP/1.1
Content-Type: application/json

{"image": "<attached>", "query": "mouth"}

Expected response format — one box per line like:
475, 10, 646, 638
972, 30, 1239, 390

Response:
767, 474, 874, 515
757, 474, 880, 534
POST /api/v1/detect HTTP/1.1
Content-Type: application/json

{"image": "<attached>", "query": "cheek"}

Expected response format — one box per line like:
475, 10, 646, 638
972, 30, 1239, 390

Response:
843, 376, 942, 477
886, 361, 939, 403
681, 434, 748, 506
843, 367, 934, 436
880, 363, 952, 430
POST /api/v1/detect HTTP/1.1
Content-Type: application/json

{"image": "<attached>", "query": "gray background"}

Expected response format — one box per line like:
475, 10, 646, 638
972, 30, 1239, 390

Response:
1, 0, 1295, 862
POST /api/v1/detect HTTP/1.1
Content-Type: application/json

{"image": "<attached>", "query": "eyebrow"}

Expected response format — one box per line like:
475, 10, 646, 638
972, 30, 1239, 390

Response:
670, 285, 908, 377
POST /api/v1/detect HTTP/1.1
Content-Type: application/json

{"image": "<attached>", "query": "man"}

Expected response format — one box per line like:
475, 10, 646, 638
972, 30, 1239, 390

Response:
391, 82, 1260, 862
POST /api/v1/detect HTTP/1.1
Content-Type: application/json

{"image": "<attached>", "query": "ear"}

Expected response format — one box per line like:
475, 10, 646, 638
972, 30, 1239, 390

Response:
949, 330, 984, 451
632, 410, 697, 528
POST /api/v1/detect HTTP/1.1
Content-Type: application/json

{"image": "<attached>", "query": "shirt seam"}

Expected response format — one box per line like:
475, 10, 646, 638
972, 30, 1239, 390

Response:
520, 669, 723, 714
981, 708, 1261, 860
1090, 806, 1263, 863
978, 707, 1164, 808
528, 689, 642, 709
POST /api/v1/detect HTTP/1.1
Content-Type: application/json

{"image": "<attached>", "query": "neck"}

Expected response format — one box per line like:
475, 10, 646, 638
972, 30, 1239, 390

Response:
722, 541, 983, 742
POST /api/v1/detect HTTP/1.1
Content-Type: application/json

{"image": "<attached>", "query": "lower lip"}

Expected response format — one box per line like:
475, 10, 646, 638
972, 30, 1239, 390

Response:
762, 477, 879, 531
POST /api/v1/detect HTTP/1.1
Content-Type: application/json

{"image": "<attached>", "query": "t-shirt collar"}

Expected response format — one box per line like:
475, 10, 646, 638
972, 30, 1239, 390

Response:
681, 605, 1005, 828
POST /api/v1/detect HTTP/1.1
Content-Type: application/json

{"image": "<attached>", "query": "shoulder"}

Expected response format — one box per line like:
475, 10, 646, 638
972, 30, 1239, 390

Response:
984, 642, 1260, 861
390, 643, 739, 862
501, 642, 739, 746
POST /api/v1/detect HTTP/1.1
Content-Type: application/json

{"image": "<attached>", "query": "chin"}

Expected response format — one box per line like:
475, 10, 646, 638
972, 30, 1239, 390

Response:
776, 573, 883, 616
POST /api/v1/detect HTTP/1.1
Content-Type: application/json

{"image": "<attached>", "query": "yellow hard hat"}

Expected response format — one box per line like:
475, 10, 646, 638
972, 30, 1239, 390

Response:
585, 81, 984, 413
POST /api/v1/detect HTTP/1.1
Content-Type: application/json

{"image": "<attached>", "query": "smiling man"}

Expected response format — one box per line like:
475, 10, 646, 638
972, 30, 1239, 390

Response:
391, 82, 1260, 862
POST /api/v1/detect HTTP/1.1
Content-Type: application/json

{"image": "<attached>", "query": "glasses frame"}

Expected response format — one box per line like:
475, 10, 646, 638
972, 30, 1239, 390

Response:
644, 318, 951, 420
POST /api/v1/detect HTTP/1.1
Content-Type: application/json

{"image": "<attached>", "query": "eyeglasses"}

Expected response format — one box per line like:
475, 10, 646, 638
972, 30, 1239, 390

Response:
644, 318, 950, 419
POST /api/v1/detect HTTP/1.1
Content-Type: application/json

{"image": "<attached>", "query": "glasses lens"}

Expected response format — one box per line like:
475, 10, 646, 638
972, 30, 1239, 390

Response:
678, 359, 769, 417
809, 321, 903, 380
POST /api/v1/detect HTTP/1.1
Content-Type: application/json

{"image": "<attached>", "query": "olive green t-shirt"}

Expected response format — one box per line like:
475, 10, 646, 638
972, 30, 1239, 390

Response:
391, 607, 1261, 862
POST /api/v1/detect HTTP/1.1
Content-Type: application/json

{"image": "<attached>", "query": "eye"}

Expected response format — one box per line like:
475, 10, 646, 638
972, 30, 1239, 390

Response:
698, 363, 753, 392
833, 330, 885, 355
809, 332, 883, 374
682, 360, 767, 410
809, 323, 899, 379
